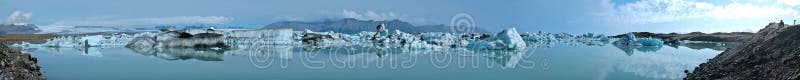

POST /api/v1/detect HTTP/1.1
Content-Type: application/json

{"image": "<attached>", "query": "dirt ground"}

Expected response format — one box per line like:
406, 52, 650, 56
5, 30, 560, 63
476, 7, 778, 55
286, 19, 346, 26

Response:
0, 34, 57, 44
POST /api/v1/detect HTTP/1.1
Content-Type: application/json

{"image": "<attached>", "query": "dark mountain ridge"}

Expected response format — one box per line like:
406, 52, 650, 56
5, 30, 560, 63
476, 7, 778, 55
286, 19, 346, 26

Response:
0, 24, 40, 34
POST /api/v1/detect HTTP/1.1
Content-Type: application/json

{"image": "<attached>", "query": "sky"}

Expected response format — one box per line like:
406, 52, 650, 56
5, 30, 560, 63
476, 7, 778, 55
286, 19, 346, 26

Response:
1, 0, 799, 34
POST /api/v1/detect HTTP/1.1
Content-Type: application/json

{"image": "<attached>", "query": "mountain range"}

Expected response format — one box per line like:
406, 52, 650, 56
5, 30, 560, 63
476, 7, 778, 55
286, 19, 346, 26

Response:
0, 24, 40, 34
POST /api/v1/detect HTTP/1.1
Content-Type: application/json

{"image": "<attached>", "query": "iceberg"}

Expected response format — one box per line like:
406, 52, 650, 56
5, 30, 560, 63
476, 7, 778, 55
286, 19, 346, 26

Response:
371, 24, 390, 40
16, 24, 619, 53
467, 28, 527, 50
79, 35, 104, 47
29, 33, 135, 48
418, 32, 464, 48
635, 38, 664, 46
613, 32, 664, 46
225, 29, 293, 45
127, 28, 296, 49
300, 29, 349, 45
394, 30, 442, 49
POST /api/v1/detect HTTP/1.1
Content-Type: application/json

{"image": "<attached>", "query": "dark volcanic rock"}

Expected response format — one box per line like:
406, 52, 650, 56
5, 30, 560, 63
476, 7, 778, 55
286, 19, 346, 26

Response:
0, 43, 45, 80
685, 23, 800, 80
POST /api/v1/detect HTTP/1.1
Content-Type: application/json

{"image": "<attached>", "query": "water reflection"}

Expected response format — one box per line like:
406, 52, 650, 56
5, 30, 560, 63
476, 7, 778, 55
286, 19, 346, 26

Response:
473, 49, 536, 68
127, 46, 226, 61
608, 41, 734, 79
13, 40, 731, 80
613, 45, 663, 56
613, 42, 735, 56
227, 45, 293, 60
613, 52, 705, 79
291, 46, 537, 68
676, 42, 737, 51
32, 43, 535, 68
15, 47, 106, 57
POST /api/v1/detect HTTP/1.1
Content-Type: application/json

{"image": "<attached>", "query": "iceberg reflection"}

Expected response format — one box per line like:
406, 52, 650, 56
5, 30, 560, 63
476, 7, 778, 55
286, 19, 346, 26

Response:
613, 45, 663, 56
614, 41, 735, 56
609, 41, 731, 79
127, 46, 226, 61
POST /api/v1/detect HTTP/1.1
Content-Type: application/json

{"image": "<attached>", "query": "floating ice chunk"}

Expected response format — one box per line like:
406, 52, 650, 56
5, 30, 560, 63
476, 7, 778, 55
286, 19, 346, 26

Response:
613, 32, 663, 46
155, 31, 180, 42
132, 32, 157, 38
180, 29, 224, 35
467, 28, 527, 50
373, 24, 390, 39
161, 33, 227, 48
225, 29, 294, 45
43, 36, 78, 47
491, 28, 527, 49
521, 32, 558, 46
404, 40, 442, 49
100, 34, 134, 46
418, 32, 465, 47
9, 42, 44, 50
636, 38, 664, 46
299, 29, 350, 45
127, 38, 156, 48
466, 40, 503, 49
614, 33, 639, 46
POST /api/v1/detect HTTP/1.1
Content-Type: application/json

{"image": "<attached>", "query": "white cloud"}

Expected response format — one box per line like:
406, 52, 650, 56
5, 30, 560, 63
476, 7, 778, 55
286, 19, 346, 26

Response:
342, 10, 402, 21
341, 10, 429, 25
706, 3, 797, 19
3, 11, 33, 24
51, 16, 233, 26
600, 0, 799, 25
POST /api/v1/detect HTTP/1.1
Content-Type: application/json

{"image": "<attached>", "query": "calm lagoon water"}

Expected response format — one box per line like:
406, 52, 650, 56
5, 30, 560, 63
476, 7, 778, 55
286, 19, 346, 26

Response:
21, 43, 728, 80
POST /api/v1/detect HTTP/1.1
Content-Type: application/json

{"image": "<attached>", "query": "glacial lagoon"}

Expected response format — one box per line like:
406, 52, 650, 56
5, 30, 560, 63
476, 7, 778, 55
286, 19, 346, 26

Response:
18, 42, 729, 80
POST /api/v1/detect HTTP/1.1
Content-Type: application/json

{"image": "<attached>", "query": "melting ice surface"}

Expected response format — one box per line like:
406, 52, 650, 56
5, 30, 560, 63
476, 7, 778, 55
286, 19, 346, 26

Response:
11, 29, 729, 80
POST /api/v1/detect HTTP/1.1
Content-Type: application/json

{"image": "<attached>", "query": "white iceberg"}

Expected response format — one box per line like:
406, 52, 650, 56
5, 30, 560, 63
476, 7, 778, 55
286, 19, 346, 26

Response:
467, 28, 527, 50
79, 35, 104, 47
225, 29, 294, 45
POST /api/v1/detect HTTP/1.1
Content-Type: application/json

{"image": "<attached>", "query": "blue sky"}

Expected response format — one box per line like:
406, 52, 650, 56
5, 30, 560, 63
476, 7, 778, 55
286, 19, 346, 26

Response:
1, 0, 799, 34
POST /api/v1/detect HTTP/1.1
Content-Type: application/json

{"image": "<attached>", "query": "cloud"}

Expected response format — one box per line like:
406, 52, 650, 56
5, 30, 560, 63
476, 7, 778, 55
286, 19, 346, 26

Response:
341, 10, 430, 25
51, 16, 233, 26
706, 3, 797, 19
778, 0, 800, 6
600, 0, 799, 25
3, 11, 33, 24
342, 10, 401, 21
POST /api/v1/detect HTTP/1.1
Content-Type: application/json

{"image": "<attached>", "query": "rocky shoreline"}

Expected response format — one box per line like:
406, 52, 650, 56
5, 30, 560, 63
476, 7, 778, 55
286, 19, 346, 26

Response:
0, 43, 45, 80
685, 23, 800, 79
